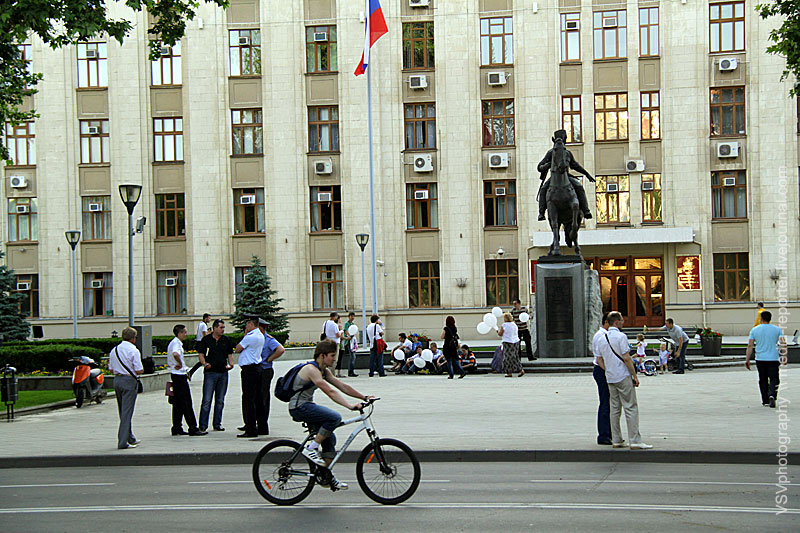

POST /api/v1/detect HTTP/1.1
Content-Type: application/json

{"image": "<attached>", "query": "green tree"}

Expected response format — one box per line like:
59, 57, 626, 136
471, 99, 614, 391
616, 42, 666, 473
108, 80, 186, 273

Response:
757, 1, 800, 96
231, 256, 289, 334
0, 0, 228, 161
0, 252, 31, 342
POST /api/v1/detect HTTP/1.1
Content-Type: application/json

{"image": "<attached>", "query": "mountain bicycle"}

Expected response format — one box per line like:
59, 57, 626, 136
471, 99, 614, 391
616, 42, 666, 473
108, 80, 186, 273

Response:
252, 398, 420, 506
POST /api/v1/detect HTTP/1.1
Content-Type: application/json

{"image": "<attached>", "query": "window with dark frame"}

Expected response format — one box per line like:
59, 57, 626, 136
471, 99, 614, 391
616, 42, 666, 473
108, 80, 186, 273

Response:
157, 270, 187, 315
155, 193, 186, 238
18, 44, 33, 78
308, 106, 339, 153
7, 198, 38, 242
233, 188, 265, 234
560, 13, 581, 62
81, 196, 112, 240
83, 272, 113, 317
595, 93, 628, 141
484, 180, 517, 227
641, 91, 660, 140
235, 265, 265, 300
232, 109, 263, 155
404, 103, 436, 150
562, 96, 582, 143
641, 174, 662, 222
151, 41, 182, 85
486, 259, 519, 306
595, 175, 630, 224
711, 170, 747, 219
229, 29, 261, 76
312, 265, 343, 310
480, 17, 513, 66
710, 2, 745, 53
710, 87, 745, 136
482, 99, 515, 147
408, 261, 440, 308
310, 186, 342, 232
306, 26, 337, 73
406, 183, 438, 229
713, 252, 749, 301
77, 42, 108, 88
403, 22, 435, 70
14, 274, 39, 318
154, 117, 184, 162
639, 7, 659, 57
593, 10, 627, 59
79, 120, 110, 163
4, 121, 35, 166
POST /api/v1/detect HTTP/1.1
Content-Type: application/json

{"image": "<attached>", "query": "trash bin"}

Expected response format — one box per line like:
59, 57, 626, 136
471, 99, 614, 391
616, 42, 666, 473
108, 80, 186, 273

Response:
2, 366, 19, 420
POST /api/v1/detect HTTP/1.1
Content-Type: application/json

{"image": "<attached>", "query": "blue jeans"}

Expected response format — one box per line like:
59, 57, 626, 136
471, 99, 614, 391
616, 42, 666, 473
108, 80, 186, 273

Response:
199, 371, 228, 430
348, 347, 358, 376
593, 365, 611, 443
369, 347, 386, 377
446, 354, 465, 378
289, 402, 342, 458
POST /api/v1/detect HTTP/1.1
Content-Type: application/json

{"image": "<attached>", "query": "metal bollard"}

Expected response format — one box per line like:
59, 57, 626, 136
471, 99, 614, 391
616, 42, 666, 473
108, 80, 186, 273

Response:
2, 365, 19, 421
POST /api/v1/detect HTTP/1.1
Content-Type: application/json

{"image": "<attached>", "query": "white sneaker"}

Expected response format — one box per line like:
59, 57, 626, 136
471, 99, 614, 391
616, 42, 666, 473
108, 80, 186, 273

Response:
612, 442, 628, 448
302, 446, 326, 466
330, 476, 349, 491
630, 442, 654, 450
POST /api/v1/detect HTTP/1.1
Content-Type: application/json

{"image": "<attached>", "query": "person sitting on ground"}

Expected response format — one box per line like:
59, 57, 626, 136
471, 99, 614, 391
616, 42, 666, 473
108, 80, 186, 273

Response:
427, 342, 443, 373
459, 345, 478, 373
400, 346, 424, 374
409, 333, 423, 353
434, 350, 448, 374
658, 343, 670, 374
390, 333, 413, 372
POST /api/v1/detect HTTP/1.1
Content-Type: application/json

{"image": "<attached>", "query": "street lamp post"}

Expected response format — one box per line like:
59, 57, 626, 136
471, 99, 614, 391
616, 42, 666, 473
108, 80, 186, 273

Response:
355, 234, 369, 348
65, 231, 81, 339
119, 184, 143, 327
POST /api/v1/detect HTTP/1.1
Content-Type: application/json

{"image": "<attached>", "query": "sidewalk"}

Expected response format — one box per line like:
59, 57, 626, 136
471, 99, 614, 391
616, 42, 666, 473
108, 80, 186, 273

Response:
1, 360, 797, 467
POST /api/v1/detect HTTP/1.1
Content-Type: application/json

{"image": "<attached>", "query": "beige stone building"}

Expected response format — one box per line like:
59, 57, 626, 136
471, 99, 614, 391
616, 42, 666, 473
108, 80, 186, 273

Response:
2, 0, 798, 341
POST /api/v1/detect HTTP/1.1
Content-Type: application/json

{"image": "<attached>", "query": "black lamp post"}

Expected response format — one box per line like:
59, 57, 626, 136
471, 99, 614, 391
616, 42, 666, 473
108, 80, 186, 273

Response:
65, 230, 81, 339
119, 184, 142, 327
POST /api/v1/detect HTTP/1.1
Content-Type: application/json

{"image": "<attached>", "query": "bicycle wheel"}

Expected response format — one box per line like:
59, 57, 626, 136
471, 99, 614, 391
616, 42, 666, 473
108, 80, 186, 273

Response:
252, 439, 315, 505
356, 438, 420, 505
643, 360, 658, 376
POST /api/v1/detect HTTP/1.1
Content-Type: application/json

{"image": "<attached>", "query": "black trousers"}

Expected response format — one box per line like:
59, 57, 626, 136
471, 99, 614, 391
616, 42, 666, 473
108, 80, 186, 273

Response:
256, 367, 274, 434
240, 365, 261, 434
519, 328, 534, 360
756, 360, 780, 404
171, 374, 198, 432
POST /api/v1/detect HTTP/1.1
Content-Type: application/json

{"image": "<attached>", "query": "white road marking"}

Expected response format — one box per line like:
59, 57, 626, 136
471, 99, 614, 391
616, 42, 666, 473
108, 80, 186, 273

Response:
0, 483, 115, 489
189, 479, 450, 485
529, 479, 798, 488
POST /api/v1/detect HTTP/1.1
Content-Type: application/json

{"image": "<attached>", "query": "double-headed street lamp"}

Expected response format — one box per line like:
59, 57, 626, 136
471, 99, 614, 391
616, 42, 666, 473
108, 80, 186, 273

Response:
64, 231, 81, 339
355, 234, 369, 348
119, 184, 142, 327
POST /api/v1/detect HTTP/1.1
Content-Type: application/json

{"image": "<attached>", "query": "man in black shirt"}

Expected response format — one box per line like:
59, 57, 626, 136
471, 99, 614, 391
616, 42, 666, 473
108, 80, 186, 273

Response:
197, 319, 234, 432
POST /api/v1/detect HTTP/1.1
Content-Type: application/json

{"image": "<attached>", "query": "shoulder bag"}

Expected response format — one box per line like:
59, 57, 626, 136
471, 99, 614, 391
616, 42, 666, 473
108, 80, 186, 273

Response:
604, 333, 634, 380
114, 346, 144, 393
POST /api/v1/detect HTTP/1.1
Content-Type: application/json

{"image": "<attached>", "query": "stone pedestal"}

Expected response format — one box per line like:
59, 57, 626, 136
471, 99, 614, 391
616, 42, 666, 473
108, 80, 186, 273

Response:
535, 256, 586, 358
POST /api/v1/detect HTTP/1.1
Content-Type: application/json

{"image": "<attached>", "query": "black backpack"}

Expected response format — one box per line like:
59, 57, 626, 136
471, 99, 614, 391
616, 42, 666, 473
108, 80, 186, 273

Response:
444, 327, 459, 351
274, 361, 318, 402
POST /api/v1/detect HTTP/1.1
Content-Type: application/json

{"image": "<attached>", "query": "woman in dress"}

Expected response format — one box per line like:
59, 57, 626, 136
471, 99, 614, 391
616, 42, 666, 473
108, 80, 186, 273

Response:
440, 316, 466, 379
498, 312, 524, 377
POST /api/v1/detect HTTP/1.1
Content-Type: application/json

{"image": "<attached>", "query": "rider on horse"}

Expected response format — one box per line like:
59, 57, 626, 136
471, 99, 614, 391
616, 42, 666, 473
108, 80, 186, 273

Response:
536, 129, 595, 221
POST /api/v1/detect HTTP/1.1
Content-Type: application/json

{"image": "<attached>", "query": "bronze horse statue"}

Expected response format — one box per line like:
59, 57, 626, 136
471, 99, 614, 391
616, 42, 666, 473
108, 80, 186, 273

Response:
546, 137, 583, 256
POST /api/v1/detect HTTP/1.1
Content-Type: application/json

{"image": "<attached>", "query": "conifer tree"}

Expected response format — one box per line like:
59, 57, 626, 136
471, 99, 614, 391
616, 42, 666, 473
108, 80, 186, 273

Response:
0, 252, 31, 341
230, 256, 288, 333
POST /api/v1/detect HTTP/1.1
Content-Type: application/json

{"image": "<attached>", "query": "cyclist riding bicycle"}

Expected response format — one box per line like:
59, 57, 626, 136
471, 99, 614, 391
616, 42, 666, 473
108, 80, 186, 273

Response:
289, 339, 375, 491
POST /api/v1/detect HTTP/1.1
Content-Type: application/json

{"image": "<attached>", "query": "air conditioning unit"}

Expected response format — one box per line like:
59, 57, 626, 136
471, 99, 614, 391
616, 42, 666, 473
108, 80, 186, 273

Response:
313, 32, 328, 42
15, 204, 30, 214
240, 194, 256, 205
717, 142, 740, 158
489, 152, 509, 169
9, 176, 27, 188
414, 190, 429, 200
626, 159, 645, 172
413, 153, 434, 172
238, 36, 250, 46
87, 126, 100, 135
317, 192, 333, 202
719, 58, 738, 72
602, 17, 618, 28
641, 181, 655, 191
91, 279, 104, 289
495, 187, 506, 196
565, 20, 580, 31
606, 183, 619, 193
165, 277, 178, 287
723, 176, 737, 187
16, 282, 30, 291
488, 72, 507, 86
409, 75, 428, 89
409, 0, 430, 7
85, 49, 97, 59
160, 46, 172, 56
88, 203, 102, 212
314, 160, 333, 175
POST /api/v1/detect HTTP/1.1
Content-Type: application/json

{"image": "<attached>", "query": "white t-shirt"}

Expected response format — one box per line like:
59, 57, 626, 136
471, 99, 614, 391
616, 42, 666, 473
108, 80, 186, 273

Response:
501, 322, 519, 344
591, 327, 608, 366
401, 338, 413, 352
324, 320, 341, 345
636, 341, 646, 356
167, 337, 187, 375
196, 321, 208, 341
599, 327, 632, 384
109, 341, 143, 375
367, 323, 384, 349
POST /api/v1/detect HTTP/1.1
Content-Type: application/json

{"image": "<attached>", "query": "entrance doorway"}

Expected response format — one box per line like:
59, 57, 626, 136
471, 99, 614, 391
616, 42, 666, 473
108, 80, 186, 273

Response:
589, 256, 664, 327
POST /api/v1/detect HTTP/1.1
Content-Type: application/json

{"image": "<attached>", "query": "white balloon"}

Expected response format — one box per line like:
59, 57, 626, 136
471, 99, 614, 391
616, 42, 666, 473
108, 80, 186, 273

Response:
492, 306, 503, 318
519, 312, 530, 323
482, 313, 494, 324
414, 357, 426, 368
484, 314, 498, 328
393, 350, 405, 361
348, 324, 358, 336
421, 349, 433, 362
477, 322, 491, 335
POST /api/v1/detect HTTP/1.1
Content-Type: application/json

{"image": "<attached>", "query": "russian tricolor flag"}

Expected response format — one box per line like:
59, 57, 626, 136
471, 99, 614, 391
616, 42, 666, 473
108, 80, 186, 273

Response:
354, 0, 388, 76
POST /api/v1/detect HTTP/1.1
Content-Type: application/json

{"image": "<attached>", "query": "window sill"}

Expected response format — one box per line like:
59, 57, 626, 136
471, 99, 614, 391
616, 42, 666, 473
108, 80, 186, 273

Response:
228, 75, 262, 80
309, 230, 343, 235
596, 223, 632, 228
710, 134, 747, 139
484, 226, 518, 231
406, 228, 440, 233
559, 61, 582, 66
305, 71, 339, 76
6, 240, 38, 246
711, 218, 748, 223
230, 153, 264, 158
594, 139, 630, 143
641, 138, 661, 143
592, 58, 628, 64
75, 87, 108, 92
402, 148, 437, 153
152, 160, 185, 166
78, 162, 111, 168
232, 233, 265, 238
83, 239, 112, 244
154, 237, 187, 241
481, 145, 516, 149
401, 68, 435, 73
709, 50, 746, 56
480, 64, 514, 69
150, 84, 182, 89
307, 151, 340, 156
566, 142, 584, 146
639, 55, 661, 60
4, 164, 35, 169
641, 221, 664, 226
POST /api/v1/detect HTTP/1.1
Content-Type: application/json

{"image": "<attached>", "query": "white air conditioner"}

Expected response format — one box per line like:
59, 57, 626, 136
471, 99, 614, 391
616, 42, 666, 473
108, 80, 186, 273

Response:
494, 187, 506, 196
717, 142, 740, 158
409, 75, 428, 89
16, 282, 30, 291
409, 0, 430, 7
313, 32, 328, 42
88, 203, 102, 212
160, 46, 172, 56
413, 154, 434, 172
719, 58, 738, 72
565, 20, 580, 31
488, 72, 507, 86
317, 192, 333, 202
489, 152, 509, 169
240, 194, 256, 205
606, 183, 619, 193
314, 160, 333, 175
723, 176, 737, 187
626, 159, 645, 172
165, 277, 178, 287
9, 176, 27, 188
91, 279, 104, 289
414, 190, 429, 200
87, 126, 100, 135
602, 17, 618, 28
238, 36, 250, 46
641, 181, 655, 191
15, 204, 30, 214
85, 49, 97, 59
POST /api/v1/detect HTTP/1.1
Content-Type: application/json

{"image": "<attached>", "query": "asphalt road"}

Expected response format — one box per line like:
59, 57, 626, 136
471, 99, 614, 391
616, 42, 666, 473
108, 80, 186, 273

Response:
0, 462, 796, 532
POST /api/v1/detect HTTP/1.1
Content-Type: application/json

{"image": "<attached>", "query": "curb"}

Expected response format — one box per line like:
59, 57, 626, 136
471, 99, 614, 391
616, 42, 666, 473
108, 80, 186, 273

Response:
1, 449, 793, 469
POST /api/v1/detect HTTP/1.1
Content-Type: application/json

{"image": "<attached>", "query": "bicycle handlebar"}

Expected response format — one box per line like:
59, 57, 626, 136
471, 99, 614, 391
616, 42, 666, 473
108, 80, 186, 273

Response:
358, 397, 380, 411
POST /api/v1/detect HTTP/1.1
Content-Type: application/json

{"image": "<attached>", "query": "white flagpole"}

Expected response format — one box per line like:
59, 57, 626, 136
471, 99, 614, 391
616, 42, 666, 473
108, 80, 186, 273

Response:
367, 55, 378, 315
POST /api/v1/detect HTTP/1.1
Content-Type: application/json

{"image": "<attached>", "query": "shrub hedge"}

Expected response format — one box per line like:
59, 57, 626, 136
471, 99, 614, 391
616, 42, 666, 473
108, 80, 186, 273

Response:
0, 344, 103, 373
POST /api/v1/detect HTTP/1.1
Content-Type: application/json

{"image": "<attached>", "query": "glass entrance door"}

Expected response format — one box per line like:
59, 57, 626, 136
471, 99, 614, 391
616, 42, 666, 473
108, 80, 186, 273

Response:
592, 256, 664, 327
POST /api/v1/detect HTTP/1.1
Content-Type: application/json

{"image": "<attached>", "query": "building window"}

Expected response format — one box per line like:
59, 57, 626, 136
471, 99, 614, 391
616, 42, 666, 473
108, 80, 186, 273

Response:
310, 186, 341, 232
408, 261, 440, 308
81, 196, 112, 240
595, 175, 630, 224
306, 26, 337, 73
710, 87, 745, 136
77, 42, 108, 88
484, 180, 517, 227
562, 96, 582, 143
486, 259, 519, 306
157, 270, 187, 315
639, 7, 659, 57
4, 121, 35, 166
19, 43, 33, 78
308, 106, 339, 153
155, 193, 186, 238
641, 91, 660, 140
710, 2, 745, 53
83, 272, 113, 317
594, 93, 628, 141
641, 174, 662, 223
480, 17, 513, 65
79, 120, 110, 163
232, 109, 263, 155
406, 183, 438, 229
154, 118, 184, 162
404, 103, 436, 150
711, 170, 747, 219
560, 13, 581, 62
8, 198, 38, 242
151, 41, 182, 85
233, 188, 265, 234
593, 10, 627, 59
403, 22, 435, 70
482, 99, 515, 147
312, 265, 343, 310
235, 265, 265, 300
14, 274, 39, 318
713, 253, 749, 301
229, 29, 261, 76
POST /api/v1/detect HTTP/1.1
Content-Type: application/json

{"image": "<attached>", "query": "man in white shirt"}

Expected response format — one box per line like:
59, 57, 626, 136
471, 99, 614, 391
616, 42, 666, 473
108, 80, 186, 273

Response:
597, 312, 652, 449
323, 312, 342, 345
196, 313, 210, 345
366, 314, 386, 377
234, 316, 265, 438
109, 327, 143, 449
168, 324, 206, 436
390, 333, 413, 372
591, 312, 612, 445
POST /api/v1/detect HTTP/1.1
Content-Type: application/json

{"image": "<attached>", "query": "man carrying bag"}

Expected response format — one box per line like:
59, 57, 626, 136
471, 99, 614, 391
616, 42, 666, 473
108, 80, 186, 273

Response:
110, 327, 144, 450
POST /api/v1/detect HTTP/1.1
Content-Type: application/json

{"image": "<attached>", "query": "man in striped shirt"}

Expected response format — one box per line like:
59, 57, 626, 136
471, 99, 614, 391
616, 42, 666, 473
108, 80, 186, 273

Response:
511, 299, 535, 361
